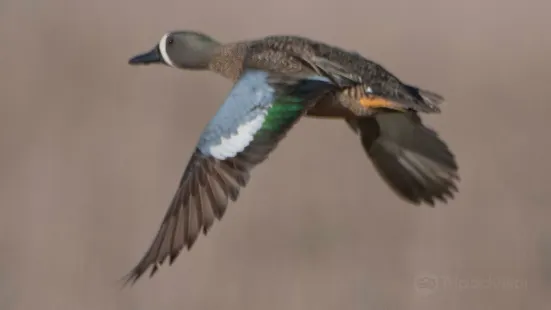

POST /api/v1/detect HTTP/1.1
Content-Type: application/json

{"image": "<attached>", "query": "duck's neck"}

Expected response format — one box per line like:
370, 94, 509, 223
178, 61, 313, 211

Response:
208, 42, 249, 81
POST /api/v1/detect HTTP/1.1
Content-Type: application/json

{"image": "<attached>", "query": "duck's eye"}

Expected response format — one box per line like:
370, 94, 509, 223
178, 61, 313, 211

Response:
167, 37, 174, 45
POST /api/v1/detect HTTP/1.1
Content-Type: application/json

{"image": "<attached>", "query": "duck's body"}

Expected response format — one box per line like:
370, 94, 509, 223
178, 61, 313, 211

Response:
207, 35, 442, 118
124, 31, 459, 285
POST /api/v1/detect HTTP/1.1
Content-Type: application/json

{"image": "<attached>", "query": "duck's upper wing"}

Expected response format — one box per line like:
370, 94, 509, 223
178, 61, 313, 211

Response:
122, 69, 336, 285
307, 54, 444, 113
246, 36, 444, 113
304, 55, 364, 87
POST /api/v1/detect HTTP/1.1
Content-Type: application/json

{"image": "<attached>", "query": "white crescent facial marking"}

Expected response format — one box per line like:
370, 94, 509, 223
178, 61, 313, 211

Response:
159, 33, 176, 68
207, 111, 268, 160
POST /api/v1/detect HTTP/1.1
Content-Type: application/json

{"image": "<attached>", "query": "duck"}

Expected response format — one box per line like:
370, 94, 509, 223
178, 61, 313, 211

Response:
124, 31, 459, 285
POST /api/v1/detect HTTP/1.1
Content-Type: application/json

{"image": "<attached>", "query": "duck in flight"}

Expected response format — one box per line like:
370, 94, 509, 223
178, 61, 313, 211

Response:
124, 31, 459, 285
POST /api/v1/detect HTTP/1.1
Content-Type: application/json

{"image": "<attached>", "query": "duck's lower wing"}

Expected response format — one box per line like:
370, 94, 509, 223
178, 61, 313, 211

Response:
346, 111, 459, 206
122, 69, 336, 285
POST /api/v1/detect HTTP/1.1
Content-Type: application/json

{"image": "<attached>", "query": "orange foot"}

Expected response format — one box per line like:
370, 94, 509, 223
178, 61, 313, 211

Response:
359, 96, 405, 111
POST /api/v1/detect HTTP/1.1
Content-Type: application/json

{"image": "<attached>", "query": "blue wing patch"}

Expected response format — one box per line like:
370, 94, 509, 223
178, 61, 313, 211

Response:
197, 70, 276, 160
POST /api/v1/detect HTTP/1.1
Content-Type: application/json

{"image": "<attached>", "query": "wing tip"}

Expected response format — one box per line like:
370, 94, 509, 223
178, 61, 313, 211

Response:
404, 168, 460, 206
118, 267, 143, 289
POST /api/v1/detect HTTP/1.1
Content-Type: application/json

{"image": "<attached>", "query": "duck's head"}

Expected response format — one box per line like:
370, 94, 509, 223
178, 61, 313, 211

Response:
128, 31, 220, 70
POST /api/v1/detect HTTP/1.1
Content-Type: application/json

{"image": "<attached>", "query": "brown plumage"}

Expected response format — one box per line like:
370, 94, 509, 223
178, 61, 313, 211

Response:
208, 35, 444, 115
125, 31, 459, 285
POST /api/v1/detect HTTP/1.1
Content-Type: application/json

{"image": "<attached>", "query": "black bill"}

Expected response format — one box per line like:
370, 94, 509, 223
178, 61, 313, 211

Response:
128, 46, 162, 65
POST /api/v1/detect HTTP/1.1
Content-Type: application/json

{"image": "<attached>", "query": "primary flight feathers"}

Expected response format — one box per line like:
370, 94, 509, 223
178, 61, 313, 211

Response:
123, 70, 339, 285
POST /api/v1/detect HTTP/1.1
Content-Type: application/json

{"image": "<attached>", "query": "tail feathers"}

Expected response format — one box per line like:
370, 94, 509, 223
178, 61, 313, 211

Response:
348, 112, 459, 206
403, 85, 445, 113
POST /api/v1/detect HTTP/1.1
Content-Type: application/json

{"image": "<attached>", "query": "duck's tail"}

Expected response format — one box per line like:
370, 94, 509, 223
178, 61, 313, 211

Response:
406, 85, 444, 107
404, 84, 445, 112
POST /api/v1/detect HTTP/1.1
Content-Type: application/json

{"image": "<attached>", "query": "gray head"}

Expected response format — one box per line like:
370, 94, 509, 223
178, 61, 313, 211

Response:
128, 31, 220, 70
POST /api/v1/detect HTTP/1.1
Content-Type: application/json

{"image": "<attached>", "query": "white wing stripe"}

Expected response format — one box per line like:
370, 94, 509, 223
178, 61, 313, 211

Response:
197, 70, 333, 160
198, 70, 275, 160
207, 111, 267, 160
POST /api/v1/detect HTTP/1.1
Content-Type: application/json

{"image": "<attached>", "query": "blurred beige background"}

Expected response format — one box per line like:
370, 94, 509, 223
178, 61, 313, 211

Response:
1, 0, 550, 309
